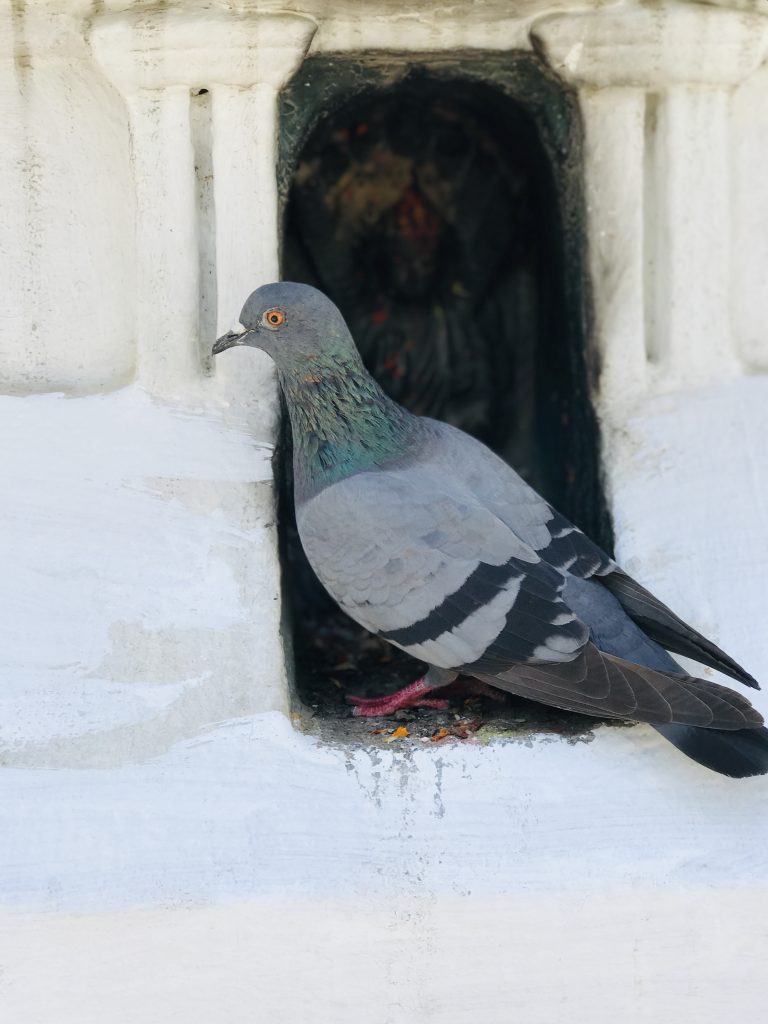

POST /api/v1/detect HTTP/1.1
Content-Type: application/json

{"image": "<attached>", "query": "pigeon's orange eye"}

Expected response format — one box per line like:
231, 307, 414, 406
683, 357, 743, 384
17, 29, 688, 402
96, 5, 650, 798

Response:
263, 308, 286, 329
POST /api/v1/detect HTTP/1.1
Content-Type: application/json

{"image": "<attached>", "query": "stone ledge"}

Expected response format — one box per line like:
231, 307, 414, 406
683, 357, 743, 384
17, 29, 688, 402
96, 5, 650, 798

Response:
532, 3, 768, 87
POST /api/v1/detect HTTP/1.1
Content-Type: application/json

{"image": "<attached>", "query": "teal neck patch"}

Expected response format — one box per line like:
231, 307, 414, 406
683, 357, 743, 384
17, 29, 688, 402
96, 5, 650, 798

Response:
279, 353, 415, 499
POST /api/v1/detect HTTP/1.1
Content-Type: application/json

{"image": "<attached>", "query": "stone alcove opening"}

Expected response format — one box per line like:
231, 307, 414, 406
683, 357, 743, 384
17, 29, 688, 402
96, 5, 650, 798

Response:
277, 54, 615, 738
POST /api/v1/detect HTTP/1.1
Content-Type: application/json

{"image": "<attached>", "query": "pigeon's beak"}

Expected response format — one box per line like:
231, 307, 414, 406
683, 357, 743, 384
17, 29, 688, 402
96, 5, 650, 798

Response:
212, 328, 252, 356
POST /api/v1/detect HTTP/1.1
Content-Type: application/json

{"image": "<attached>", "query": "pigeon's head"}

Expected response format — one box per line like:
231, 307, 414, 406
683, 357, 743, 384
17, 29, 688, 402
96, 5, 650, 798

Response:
212, 282, 355, 369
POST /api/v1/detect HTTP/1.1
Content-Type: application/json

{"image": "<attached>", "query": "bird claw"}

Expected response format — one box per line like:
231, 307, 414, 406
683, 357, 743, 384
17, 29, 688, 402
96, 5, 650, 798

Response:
346, 675, 504, 716
346, 676, 449, 716
348, 694, 451, 716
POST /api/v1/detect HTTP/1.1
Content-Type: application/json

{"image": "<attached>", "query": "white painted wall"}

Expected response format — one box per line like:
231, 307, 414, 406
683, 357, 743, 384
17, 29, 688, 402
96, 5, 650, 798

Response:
733, 63, 768, 371
0, 8, 136, 392
1, 2, 768, 1022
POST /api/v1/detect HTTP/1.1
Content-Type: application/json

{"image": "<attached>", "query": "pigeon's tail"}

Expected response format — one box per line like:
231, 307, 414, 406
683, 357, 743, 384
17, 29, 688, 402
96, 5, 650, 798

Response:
641, 642, 768, 777
654, 723, 768, 778
624, 640, 768, 777
568, 578, 768, 777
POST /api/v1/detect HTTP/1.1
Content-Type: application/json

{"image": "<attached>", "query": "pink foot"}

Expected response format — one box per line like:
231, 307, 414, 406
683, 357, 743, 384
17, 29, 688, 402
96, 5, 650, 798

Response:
346, 676, 505, 717
347, 677, 450, 717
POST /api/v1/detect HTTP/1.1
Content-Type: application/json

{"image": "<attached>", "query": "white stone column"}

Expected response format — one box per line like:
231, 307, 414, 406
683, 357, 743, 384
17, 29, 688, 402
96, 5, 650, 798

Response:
646, 86, 732, 381
532, 4, 768, 406
126, 87, 201, 398
732, 64, 768, 373
207, 15, 316, 423
88, 10, 317, 721
211, 84, 283, 322
578, 88, 647, 403
90, 9, 316, 406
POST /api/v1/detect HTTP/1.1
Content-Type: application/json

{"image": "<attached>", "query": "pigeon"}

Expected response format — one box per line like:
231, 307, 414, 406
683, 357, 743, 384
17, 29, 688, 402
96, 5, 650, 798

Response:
213, 281, 768, 778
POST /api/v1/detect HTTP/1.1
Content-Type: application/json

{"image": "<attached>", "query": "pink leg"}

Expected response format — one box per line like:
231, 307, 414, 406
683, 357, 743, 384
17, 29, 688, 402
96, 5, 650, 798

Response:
347, 676, 450, 717
346, 675, 505, 717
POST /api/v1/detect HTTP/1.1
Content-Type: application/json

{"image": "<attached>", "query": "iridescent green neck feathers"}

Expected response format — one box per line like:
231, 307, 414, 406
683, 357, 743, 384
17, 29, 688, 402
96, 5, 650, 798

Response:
278, 351, 415, 500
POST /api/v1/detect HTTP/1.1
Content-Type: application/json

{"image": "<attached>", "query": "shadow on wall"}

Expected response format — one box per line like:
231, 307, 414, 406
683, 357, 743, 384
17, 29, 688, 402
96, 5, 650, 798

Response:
277, 53, 613, 725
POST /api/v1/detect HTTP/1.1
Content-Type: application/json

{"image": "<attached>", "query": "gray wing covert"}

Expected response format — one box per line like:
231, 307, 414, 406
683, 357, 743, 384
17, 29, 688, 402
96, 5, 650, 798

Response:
296, 466, 589, 672
421, 419, 615, 578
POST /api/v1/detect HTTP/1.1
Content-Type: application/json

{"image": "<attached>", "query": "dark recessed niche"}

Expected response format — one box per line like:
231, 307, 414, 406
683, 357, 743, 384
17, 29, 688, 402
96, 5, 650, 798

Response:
277, 53, 615, 736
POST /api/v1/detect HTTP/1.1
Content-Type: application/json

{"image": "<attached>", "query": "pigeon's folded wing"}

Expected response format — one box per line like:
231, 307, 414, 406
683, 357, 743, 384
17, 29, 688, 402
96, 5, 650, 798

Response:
423, 419, 757, 688
297, 467, 589, 672
478, 644, 763, 730
420, 418, 616, 577
298, 464, 763, 730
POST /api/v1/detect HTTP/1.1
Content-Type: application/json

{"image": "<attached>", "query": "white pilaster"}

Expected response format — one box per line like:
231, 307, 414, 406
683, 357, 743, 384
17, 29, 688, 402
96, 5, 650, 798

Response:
731, 65, 768, 373
90, 9, 316, 405
211, 83, 282, 332
579, 87, 647, 403
88, 9, 316, 718
127, 87, 201, 398
206, 82, 283, 429
646, 86, 734, 382
532, 4, 768, 406
206, 17, 316, 422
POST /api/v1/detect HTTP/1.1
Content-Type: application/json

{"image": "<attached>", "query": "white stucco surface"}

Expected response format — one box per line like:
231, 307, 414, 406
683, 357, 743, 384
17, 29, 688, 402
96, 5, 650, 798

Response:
0, 47, 136, 392
0, 386, 287, 767
3, 0, 768, 1021
1, 378, 767, 1022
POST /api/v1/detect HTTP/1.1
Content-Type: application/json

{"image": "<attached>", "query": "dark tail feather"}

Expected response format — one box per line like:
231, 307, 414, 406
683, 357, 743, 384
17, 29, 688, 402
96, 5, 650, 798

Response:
655, 723, 768, 778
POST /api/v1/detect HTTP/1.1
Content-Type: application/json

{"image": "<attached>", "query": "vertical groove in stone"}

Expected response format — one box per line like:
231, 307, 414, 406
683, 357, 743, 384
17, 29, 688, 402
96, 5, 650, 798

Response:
191, 88, 217, 376
642, 90, 662, 366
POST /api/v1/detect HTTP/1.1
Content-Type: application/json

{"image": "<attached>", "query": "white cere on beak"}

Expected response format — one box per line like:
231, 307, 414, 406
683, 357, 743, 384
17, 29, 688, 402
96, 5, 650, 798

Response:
230, 320, 248, 336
